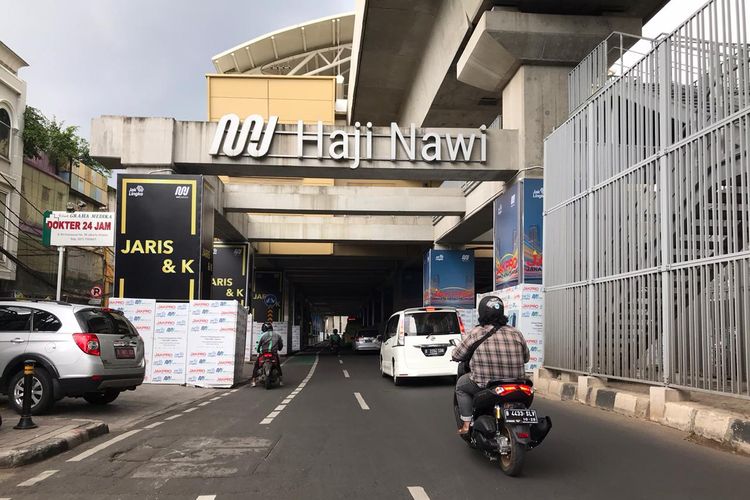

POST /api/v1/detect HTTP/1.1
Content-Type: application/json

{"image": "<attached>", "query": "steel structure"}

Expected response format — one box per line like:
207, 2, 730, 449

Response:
544, 0, 750, 397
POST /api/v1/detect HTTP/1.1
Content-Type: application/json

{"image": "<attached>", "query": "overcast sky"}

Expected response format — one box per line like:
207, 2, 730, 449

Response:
2, 0, 707, 139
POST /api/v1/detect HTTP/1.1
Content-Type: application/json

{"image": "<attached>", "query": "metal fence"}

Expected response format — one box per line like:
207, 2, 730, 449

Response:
544, 0, 750, 397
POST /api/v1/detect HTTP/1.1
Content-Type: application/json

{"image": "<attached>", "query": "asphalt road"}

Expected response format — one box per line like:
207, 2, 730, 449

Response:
1, 352, 748, 499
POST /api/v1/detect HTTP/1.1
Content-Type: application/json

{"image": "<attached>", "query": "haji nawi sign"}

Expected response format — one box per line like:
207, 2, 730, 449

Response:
209, 114, 487, 169
43, 211, 115, 247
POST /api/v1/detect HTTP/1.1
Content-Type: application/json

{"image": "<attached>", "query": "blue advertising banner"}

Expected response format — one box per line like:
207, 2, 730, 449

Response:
494, 183, 520, 290
522, 179, 544, 284
423, 249, 475, 308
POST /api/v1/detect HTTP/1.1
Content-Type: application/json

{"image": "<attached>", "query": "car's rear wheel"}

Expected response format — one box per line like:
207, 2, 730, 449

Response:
83, 389, 121, 405
9, 367, 54, 415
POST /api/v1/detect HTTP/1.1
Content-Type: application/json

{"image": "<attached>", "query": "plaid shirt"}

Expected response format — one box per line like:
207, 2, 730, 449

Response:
452, 324, 530, 387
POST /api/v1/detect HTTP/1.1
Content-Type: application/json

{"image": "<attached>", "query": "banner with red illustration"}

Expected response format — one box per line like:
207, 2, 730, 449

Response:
494, 183, 520, 290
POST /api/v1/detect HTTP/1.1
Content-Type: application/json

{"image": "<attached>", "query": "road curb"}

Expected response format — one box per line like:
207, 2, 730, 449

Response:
532, 369, 750, 455
0, 421, 109, 468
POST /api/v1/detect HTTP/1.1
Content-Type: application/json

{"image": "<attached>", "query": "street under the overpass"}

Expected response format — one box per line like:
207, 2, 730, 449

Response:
1, 352, 747, 500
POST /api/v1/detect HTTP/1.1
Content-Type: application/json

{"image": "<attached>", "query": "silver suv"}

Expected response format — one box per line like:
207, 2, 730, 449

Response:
0, 300, 145, 414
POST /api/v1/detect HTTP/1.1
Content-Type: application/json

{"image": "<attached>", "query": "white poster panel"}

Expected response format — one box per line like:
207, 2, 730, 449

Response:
292, 325, 300, 352
457, 308, 478, 333
46, 211, 115, 247
244, 313, 254, 362
187, 300, 240, 388
108, 298, 156, 383
252, 322, 288, 355
151, 302, 189, 384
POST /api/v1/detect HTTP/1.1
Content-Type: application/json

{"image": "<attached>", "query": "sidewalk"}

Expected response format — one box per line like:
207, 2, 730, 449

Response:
0, 372, 253, 468
533, 368, 750, 455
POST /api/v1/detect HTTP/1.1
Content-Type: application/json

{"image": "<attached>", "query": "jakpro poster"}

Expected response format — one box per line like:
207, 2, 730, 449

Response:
494, 183, 520, 290
522, 179, 544, 284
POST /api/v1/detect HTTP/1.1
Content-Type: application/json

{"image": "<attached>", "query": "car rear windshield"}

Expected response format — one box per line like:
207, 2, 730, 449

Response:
358, 331, 378, 337
76, 309, 136, 336
404, 312, 459, 336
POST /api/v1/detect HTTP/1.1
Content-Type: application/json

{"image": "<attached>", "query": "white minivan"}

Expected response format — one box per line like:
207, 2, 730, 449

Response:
379, 306, 464, 385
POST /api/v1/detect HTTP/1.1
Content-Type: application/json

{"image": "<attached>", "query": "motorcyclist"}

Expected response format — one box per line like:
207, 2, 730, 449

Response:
330, 328, 342, 351
251, 321, 284, 387
451, 296, 530, 435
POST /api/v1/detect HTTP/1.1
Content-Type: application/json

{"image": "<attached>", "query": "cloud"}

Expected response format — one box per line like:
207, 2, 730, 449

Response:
1, 0, 353, 137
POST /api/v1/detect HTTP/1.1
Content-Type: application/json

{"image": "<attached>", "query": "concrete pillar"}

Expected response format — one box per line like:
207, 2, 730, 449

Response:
650, 387, 688, 421
502, 65, 571, 170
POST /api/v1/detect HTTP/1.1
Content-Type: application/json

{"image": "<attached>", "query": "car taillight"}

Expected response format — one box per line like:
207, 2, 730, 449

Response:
494, 384, 534, 396
73, 333, 101, 356
397, 324, 405, 346
458, 315, 466, 335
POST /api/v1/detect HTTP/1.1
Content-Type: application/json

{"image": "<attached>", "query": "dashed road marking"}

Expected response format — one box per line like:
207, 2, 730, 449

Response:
210, 396, 221, 401
408, 486, 431, 500
184, 407, 198, 413
198, 401, 211, 407
165, 414, 182, 421
67, 430, 141, 462
354, 392, 370, 410
196, 496, 217, 500
260, 354, 319, 425
282, 397, 293, 404
343, 370, 350, 378
17, 470, 59, 487
230, 389, 239, 393
144, 421, 164, 429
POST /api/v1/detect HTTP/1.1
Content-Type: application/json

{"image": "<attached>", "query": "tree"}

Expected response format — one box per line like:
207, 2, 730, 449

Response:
22, 106, 109, 176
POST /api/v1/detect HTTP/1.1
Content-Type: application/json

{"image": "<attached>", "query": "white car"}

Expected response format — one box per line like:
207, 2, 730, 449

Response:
379, 307, 464, 385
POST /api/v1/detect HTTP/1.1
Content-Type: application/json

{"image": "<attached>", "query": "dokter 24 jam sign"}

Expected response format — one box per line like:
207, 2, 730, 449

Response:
115, 175, 215, 301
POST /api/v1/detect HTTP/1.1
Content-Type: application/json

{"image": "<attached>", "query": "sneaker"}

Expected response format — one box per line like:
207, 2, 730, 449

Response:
251, 381, 256, 387
279, 380, 284, 387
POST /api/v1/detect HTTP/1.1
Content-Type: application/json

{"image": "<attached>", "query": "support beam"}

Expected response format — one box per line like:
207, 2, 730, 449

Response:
434, 181, 503, 244
223, 184, 465, 216
228, 214, 435, 243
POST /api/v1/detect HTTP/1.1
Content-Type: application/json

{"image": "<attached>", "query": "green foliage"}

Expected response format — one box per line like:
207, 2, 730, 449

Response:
22, 106, 109, 177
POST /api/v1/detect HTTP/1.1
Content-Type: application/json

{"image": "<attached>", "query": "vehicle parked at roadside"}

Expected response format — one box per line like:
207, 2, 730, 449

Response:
353, 327, 381, 353
0, 300, 145, 414
379, 306, 464, 385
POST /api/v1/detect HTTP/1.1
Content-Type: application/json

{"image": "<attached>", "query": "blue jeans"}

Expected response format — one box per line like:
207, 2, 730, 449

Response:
456, 373, 481, 422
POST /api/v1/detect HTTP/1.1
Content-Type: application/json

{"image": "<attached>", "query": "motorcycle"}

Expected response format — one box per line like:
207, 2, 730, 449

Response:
453, 378, 552, 476
257, 352, 281, 390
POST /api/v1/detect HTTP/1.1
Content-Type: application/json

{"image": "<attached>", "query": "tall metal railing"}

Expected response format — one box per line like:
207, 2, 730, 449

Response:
544, 0, 750, 397
568, 32, 656, 113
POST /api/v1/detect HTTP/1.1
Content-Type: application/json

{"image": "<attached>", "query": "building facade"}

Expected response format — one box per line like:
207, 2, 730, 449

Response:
0, 41, 26, 283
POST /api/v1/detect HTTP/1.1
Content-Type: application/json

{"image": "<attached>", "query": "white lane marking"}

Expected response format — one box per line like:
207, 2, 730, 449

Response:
219, 392, 230, 397
165, 414, 182, 421
282, 398, 293, 404
407, 486, 431, 500
210, 396, 221, 401
354, 392, 370, 410
67, 430, 141, 462
338, 359, 343, 364
230, 389, 239, 393
184, 407, 198, 413
198, 401, 210, 407
196, 496, 217, 500
17, 470, 59, 487
260, 354, 319, 425
343, 370, 350, 378
144, 421, 164, 429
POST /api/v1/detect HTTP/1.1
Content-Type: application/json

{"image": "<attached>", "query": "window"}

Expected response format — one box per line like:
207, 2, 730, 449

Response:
110, 312, 137, 336
0, 108, 10, 159
404, 312, 460, 336
33, 310, 62, 332
385, 315, 399, 339
0, 192, 8, 262
0, 306, 32, 331
76, 309, 114, 334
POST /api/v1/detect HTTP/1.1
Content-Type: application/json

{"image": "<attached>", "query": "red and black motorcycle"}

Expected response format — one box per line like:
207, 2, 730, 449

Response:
454, 378, 551, 476
258, 352, 281, 390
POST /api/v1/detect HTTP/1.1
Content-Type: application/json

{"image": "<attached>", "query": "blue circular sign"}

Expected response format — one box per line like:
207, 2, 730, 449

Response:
263, 294, 278, 307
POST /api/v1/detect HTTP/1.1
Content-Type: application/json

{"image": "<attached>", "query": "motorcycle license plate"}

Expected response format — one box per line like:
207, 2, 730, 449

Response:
503, 409, 538, 424
115, 347, 135, 359
423, 347, 446, 357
